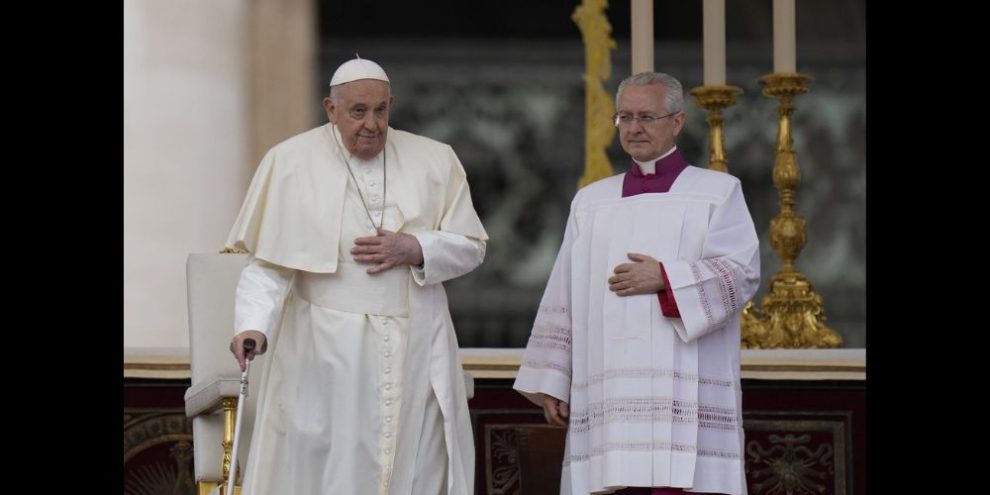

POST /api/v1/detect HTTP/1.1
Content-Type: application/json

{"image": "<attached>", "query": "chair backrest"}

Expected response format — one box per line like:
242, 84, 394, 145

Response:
185, 252, 268, 483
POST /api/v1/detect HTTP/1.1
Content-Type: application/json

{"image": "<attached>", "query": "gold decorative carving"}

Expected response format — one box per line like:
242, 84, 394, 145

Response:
122, 412, 195, 494
573, 0, 617, 187
741, 73, 841, 349
487, 427, 521, 494
199, 480, 241, 495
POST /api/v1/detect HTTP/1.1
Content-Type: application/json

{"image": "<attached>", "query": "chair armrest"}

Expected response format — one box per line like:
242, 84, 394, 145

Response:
184, 373, 242, 417
463, 369, 474, 400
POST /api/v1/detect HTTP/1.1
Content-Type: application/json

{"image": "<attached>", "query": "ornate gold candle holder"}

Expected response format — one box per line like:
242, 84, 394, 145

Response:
741, 73, 842, 349
689, 85, 743, 172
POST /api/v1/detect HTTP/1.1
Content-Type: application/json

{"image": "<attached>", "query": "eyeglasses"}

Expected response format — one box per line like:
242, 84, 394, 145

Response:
613, 111, 680, 127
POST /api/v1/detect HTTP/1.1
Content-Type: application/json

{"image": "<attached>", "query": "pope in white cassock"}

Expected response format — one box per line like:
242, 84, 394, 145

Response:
225, 57, 488, 495
514, 72, 761, 495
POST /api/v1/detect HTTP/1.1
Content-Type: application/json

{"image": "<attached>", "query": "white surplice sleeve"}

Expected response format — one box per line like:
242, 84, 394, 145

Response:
234, 257, 295, 339
513, 200, 578, 405
661, 180, 761, 343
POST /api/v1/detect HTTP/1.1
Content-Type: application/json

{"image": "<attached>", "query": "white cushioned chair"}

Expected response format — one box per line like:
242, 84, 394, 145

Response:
185, 252, 267, 495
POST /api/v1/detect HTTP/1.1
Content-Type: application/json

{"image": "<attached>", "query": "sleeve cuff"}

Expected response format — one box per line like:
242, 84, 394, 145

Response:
657, 262, 681, 318
410, 232, 431, 286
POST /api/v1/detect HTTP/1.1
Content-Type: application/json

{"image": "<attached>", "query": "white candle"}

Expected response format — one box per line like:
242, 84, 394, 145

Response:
703, 0, 726, 85
631, 0, 654, 74
773, 0, 796, 73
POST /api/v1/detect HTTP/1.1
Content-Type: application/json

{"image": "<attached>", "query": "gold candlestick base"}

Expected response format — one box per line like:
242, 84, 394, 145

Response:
689, 85, 743, 173
741, 72, 842, 349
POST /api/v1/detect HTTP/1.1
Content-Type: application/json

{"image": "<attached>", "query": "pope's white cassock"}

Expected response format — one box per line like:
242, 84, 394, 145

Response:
514, 165, 760, 495
225, 122, 488, 495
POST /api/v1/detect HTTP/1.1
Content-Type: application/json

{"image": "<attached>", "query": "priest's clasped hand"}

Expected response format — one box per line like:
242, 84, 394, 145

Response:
608, 252, 663, 296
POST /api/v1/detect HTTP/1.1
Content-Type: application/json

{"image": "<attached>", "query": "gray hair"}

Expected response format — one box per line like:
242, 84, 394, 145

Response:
615, 72, 683, 114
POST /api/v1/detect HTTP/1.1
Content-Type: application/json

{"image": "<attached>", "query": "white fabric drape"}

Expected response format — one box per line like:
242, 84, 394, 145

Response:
515, 167, 760, 495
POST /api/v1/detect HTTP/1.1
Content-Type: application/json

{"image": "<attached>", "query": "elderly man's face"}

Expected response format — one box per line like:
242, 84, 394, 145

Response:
616, 84, 684, 162
323, 80, 392, 160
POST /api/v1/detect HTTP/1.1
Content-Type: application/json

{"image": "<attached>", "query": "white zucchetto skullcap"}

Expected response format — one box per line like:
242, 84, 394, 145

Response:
329, 55, 390, 87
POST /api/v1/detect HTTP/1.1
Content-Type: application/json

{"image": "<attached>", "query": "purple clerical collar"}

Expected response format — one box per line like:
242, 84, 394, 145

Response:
628, 148, 689, 178
622, 148, 690, 197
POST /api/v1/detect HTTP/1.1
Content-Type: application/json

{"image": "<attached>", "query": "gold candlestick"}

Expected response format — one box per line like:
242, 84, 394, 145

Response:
689, 85, 743, 172
741, 73, 842, 349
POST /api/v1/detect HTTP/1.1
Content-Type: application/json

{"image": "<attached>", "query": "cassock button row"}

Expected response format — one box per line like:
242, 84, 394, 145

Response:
385, 399, 392, 406
384, 351, 391, 358
385, 368, 391, 374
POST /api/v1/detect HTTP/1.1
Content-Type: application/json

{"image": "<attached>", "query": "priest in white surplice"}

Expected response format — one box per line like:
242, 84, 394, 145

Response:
225, 57, 488, 495
514, 72, 760, 495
